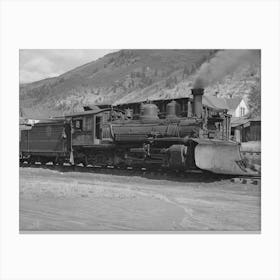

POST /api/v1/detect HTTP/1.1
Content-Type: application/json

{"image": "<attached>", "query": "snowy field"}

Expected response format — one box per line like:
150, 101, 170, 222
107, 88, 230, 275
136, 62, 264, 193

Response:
19, 167, 261, 232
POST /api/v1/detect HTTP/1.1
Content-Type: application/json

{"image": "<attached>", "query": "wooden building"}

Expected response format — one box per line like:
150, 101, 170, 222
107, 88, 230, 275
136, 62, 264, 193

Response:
231, 118, 261, 143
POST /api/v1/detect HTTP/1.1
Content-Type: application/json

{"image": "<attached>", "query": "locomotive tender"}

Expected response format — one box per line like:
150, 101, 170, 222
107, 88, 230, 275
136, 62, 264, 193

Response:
20, 88, 251, 175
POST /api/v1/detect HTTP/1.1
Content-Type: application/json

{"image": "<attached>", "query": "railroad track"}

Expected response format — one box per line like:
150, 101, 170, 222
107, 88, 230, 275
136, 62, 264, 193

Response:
20, 162, 261, 185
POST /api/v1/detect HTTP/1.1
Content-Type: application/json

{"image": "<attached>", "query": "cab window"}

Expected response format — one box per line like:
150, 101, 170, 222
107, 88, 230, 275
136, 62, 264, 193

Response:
84, 116, 92, 131
74, 119, 83, 130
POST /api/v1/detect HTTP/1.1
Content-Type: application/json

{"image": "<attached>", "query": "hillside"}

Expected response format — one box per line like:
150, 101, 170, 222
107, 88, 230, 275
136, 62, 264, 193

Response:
19, 49, 261, 118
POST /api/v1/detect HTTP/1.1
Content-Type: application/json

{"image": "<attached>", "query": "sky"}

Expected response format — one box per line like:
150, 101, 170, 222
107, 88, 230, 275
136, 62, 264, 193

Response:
19, 49, 116, 83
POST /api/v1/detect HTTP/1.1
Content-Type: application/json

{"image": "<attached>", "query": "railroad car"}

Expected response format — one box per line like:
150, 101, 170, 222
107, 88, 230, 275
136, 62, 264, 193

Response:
20, 88, 253, 175
20, 119, 72, 165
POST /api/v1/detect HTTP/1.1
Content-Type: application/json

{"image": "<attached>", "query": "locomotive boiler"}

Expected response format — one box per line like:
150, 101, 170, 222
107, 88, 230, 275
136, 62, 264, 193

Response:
20, 88, 253, 175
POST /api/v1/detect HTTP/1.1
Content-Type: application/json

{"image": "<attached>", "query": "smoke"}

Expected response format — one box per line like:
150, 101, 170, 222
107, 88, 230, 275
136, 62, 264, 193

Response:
193, 50, 260, 88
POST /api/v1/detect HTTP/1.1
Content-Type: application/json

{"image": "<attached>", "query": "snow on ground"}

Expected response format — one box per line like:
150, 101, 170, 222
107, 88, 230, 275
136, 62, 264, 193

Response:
19, 167, 261, 231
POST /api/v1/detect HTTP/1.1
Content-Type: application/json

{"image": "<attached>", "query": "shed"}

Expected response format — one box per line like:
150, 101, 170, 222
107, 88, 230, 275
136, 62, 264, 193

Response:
231, 117, 261, 142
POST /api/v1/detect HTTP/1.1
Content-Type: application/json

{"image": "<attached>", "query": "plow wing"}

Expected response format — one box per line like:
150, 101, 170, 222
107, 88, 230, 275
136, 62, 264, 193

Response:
191, 139, 257, 176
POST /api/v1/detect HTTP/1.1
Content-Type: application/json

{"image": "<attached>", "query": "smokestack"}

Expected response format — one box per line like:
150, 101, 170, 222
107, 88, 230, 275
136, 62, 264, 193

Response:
191, 88, 204, 118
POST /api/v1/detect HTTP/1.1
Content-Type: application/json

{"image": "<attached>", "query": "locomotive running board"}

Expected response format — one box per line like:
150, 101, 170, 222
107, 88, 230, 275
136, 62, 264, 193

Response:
191, 139, 257, 176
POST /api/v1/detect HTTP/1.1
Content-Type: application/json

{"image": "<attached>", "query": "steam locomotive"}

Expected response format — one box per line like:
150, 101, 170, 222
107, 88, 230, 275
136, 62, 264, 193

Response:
20, 88, 252, 175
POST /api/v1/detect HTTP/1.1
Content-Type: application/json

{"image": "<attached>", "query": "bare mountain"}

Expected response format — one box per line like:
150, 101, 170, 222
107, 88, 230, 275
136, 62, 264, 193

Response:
20, 49, 260, 119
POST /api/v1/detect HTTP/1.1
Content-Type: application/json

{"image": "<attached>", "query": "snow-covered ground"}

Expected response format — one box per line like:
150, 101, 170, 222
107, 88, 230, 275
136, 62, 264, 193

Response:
19, 168, 261, 232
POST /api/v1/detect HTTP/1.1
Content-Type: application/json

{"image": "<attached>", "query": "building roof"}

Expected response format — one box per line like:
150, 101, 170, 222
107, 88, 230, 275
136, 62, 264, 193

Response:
203, 96, 245, 111
83, 105, 103, 111
202, 96, 229, 110
19, 118, 41, 125
85, 95, 244, 112
224, 97, 243, 110
231, 116, 261, 127
64, 107, 125, 118
64, 108, 107, 117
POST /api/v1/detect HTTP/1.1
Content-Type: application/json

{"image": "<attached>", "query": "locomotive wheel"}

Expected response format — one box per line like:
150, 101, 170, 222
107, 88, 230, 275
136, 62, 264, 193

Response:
40, 158, 48, 165
88, 159, 97, 167
95, 153, 107, 166
30, 157, 36, 165
73, 157, 85, 166
57, 159, 64, 167
81, 157, 88, 167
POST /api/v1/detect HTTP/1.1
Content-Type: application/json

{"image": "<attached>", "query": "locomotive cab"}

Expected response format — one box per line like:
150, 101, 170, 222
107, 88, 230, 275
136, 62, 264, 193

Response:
69, 112, 104, 146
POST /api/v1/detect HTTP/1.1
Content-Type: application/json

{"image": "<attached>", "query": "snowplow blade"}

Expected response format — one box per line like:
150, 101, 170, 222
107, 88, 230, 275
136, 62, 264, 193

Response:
192, 139, 257, 175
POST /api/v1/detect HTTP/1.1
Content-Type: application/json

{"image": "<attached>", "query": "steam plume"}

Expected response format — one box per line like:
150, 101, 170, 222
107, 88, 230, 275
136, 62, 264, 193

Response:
193, 50, 260, 88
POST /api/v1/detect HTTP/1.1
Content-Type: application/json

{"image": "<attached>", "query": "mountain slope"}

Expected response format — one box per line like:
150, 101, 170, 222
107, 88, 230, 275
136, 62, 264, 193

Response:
20, 49, 260, 118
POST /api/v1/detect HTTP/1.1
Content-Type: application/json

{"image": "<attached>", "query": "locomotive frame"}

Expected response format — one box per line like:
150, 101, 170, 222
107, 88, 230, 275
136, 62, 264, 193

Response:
20, 88, 253, 175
